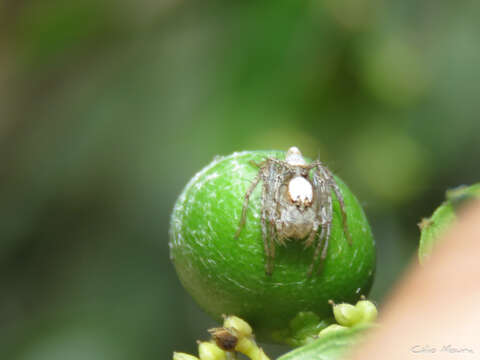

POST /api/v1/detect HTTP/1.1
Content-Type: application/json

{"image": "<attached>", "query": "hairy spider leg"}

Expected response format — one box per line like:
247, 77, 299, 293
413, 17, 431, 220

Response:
271, 161, 287, 246
317, 222, 331, 273
302, 168, 322, 250
304, 219, 320, 276
262, 158, 294, 275
234, 159, 268, 238
249, 159, 264, 168
314, 182, 333, 274
261, 192, 272, 275
235, 173, 262, 238
309, 169, 331, 275
267, 217, 276, 276
303, 178, 320, 250
262, 162, 277, 275
315, 164, 352, 246
308, 222, 326, 276
264, 159, 286, 274
319, 195, 333, 267
273, 160, 299, 247
317, 167, 334, 270
269, 190, 281, 250
303, 218, 319, 249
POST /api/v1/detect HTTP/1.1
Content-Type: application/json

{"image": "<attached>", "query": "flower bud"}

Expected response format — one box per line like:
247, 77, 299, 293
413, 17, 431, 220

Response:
331, 302, 362, 327
198, 342, 227, 360
318, 324, 348, 337
173, 352, 200, 360
355, 299, 378, 324
223, 315, 253, 338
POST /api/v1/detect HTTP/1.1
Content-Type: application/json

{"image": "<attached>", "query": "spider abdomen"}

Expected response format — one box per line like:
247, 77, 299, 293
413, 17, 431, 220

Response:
276, 178, 316, 241
276, 205, 316, 240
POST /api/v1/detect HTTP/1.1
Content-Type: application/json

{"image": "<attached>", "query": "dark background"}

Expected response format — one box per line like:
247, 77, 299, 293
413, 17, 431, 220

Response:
1, 1, 479, 359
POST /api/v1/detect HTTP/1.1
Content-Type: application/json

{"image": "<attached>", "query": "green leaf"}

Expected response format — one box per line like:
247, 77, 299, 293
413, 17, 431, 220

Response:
418, 183, 480, 263
272, 312, 333, 347
277, 324, 374, 360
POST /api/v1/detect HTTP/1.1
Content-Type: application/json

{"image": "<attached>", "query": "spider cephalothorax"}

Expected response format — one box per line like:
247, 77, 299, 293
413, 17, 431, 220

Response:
235, 147, 352, 276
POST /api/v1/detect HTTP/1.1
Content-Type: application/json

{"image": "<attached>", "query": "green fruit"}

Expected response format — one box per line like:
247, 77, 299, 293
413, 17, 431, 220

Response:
169, 150, 376, 343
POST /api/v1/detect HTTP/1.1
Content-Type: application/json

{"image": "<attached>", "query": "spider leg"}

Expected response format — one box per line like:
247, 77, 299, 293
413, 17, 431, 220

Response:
303, 220, 318, 249
259, 158, 296, 275
317, 218, 332, 274
266, 217, 276, 276
307, 222, 325, 276
274, 165, 293, 248
275, 227, 287, 247
263, 160, 280, 275
315, 174, 334, 273
269, 158, 286, 166
250, 160, 265, 168
318, 166, 352, 246
262, 208, 274, 276
259, 172, 274, 275
270, 162, 289, 269
313, 184, 333, 274
235, 172, 262, 238
264, 159, 291, 274
304, 161, 319, 171
310, 166, 333, 274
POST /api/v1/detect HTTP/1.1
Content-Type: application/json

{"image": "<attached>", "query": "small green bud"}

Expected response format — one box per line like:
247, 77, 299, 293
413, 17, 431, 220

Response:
174, 352, 200, 360
223, 315, 253, 338
235, 337, 270, 360
198, 342, 227, 360
355, 300, 378, 324
318, 324, 348, 337
330, 301, 362, 327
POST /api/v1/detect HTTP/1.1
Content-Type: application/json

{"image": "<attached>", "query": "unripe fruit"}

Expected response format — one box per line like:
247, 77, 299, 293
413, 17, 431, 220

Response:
170, 150, 376, 342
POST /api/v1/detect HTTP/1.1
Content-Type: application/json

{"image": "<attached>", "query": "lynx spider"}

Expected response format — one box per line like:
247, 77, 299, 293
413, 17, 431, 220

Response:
235, 147, 352, 276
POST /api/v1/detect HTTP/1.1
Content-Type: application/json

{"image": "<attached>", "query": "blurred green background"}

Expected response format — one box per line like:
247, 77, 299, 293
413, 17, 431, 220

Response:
1, 1, 479, 359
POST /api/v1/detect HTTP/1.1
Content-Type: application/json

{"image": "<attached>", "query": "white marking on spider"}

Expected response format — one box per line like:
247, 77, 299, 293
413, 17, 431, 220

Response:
235, 146, 352, 276
288, 176, 313, 205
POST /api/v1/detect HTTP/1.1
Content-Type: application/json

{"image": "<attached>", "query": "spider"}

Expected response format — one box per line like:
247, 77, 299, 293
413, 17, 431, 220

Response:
235, 147, 352, 276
